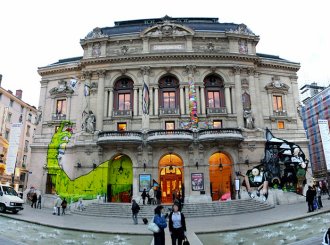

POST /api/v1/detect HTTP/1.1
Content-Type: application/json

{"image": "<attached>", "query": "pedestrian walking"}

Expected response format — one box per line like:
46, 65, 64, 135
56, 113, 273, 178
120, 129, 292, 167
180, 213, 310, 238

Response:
36, 194, 42, 209
53, 195, 62, 216
31, 192, 37, 208
316, 184, 323, 208
149, 187, 155, 205
61, 198, 68, 215
306, 186, 315, 212
153, 205, 168, 245
141, 188, 148, 205
156, 187, 162, 204
131, 199, 140, 225
169, 202, 187, 245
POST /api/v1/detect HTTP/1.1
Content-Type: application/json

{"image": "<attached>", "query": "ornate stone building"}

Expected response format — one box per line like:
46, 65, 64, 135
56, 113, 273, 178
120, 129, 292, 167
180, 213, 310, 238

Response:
29, 16, 308, 203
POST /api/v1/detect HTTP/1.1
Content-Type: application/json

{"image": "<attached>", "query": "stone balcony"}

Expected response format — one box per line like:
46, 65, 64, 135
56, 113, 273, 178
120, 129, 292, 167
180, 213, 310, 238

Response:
97, 131, 143, 145
52, 113, 66, 121
198, 128, 243, 142
146, 129, 194, 144
206, 107, 227, 115
159, 107, 180, 116
112, 109, 132, 118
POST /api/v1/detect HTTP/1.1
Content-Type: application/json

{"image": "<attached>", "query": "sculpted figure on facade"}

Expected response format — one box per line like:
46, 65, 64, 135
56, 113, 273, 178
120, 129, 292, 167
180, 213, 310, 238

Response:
82, 110, 96, 133
243, 110, 255, 129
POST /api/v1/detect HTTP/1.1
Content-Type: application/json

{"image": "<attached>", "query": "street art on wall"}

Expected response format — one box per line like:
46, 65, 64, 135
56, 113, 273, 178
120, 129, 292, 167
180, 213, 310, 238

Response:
47, 120, 133, 202
241, 128, 308, 201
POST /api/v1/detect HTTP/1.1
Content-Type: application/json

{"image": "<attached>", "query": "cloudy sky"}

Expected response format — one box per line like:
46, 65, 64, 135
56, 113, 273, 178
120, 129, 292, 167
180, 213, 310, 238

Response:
1, 0, 329, 107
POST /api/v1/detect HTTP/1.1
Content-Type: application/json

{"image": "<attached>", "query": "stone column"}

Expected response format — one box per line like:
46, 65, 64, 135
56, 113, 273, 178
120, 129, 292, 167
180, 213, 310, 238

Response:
185, 85, 190, 115
180, 86, 185, 115
200, 86, 206, 115
290, 76, 302, 127
138, 87, 142, 116
253, 73, 264, 128
196, 86, 201, 115
154, 87, 159, 116
150, 87, 154, 116
133, 87, 138, 116
234, 67, 244, 127
100, 41, 107, 57
67, 96, 72, 120
248, 69, 258, 127
96, 70, 106, 131
225, 85, 232, 114
141, 66, 150, 130
108, 88, 113, 117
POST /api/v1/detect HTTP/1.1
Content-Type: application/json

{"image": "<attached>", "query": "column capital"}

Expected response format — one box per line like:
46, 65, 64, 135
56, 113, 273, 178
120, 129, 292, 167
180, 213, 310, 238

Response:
247, 67, 256, 76
232, 66, 242, 75
185, 65, 196, 75
82, 71, 92, 80
96, 70, 107, 78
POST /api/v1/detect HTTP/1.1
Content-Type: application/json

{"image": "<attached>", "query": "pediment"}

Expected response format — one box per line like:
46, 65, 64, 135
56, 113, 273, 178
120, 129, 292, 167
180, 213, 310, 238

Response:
141, 20, 194, 38
49, 80, 74, 96
265, 77, 290, 93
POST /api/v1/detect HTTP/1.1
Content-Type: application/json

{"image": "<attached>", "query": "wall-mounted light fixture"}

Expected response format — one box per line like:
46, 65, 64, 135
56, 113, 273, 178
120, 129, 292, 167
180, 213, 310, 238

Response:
77, 162, 81, 168
195, 161, 199, 169
118, 161, 124, 174
143, 161, 146, 172
219, 163, 223, 172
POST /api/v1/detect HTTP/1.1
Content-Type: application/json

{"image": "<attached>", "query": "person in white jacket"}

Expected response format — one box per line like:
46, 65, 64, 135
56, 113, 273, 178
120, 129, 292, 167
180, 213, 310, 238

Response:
149, 187, 155, 205
53, 195, 62, 216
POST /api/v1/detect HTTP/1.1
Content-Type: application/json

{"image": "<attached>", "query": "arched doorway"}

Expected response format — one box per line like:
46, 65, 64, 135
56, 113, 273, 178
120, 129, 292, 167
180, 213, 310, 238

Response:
159, 153, 183, 203
108, 154, 133, 203
209, 152, 232, 201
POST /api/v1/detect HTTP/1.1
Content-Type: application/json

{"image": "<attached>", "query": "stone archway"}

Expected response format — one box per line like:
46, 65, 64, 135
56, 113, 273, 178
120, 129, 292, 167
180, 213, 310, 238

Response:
159, 153, 183, 204
209, 152, 233, 201
108, 154, 133, 203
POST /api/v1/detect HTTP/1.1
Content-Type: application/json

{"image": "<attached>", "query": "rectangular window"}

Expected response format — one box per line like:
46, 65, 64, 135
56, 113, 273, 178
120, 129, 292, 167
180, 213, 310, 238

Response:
5, 129, 10, 140
21, 105, 24, 113
273, 95, 283, 111
26, 125, 30, 137
208, 91, 220, 108
163, 92, 176, 108
7, 112, 12, 123
9, 99, 14, 107
28, 113, 32, 122
24, 140, 29, 152
23, 155, 27, 164
117, 122, 127, 131
213, 120, 222, 129
278, 121, 285, 129
165, 121, 175, 130
56, 99, 67, 115
118, 93, 131, 110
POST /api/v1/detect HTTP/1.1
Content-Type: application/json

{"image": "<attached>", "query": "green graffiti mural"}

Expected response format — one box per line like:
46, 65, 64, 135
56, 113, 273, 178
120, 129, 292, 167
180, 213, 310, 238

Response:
47, 120, 133, 202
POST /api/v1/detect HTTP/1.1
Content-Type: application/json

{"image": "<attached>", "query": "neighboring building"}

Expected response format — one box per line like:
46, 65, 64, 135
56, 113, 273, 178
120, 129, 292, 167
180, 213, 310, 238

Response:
29, 16, 308, 203
301, 85, 330, 180
0, 76, 38, 192
300, 82, 326, 104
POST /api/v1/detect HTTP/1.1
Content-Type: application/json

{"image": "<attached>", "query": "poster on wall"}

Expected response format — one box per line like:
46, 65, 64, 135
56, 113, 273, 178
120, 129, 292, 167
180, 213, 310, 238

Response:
139, 174, 151, 192
191, 173, 204, 191
319, 119, 330, 171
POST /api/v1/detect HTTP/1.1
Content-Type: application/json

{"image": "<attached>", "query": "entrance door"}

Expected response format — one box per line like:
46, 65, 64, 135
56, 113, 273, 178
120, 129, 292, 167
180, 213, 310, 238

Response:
160, 167, 182, 203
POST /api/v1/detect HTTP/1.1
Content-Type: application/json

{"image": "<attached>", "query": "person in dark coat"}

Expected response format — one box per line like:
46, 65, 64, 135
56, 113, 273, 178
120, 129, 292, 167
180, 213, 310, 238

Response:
61, 198, 68, 215
153, 205, 167, 245
131, 199, 140, 224
306, 185, 315, 212
31, 192, 37, 208
37, 194, 42, 209
141, 188, 148, 205
169, 202, 186, 245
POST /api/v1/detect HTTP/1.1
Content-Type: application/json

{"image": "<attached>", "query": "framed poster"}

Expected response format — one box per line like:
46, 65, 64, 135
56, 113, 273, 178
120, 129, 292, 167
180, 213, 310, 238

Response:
191, 173, 204, 191
139, 174, 151, 192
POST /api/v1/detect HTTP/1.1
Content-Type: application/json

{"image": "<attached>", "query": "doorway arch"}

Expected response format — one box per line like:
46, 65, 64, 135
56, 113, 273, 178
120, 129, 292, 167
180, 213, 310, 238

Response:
108, 154, 133, 203
209, 152, 233, 201
159, 153, 183, 203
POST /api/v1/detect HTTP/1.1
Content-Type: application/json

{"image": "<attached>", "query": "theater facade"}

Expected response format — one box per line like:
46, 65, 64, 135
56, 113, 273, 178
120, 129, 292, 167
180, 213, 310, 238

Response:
29, 16, 308, 203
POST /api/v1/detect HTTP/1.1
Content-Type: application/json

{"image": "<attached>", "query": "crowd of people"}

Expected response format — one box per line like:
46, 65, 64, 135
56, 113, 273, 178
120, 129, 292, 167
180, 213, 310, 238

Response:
141, 187, 162, 205
305, 183, 324, 213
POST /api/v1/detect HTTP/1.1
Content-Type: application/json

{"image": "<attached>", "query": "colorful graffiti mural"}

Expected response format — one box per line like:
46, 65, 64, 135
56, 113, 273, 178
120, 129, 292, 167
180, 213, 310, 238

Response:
241, 128, 308, 200
47, 121, 133, 202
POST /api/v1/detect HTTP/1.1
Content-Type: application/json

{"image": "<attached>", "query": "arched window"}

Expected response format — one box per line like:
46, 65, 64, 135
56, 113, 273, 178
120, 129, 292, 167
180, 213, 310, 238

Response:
158, 75, 180, 114
204, 75, 225, 109
114, 77, 134, 111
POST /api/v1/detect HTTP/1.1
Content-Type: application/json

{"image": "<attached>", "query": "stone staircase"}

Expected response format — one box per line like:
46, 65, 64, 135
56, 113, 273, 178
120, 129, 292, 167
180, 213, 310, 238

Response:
71, 199, 274, 218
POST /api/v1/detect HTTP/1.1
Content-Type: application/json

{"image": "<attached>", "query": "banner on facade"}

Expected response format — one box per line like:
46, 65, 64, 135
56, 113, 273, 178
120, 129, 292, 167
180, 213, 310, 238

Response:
318, 119, 330, 171
6, 123, 22, 174
191, 173, 204, 191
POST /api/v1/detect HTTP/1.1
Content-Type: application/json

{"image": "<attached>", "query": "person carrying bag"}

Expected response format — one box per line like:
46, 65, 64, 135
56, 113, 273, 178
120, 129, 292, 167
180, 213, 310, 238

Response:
152, 205, 167, 245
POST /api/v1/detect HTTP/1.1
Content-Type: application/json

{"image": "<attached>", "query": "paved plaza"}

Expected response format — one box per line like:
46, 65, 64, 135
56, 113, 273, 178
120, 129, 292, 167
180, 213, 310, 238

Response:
1, 198, 330, 244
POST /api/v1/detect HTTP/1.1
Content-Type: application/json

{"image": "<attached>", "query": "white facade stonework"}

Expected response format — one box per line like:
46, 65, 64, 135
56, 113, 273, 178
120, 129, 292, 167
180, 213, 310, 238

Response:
29, 17, 308, 203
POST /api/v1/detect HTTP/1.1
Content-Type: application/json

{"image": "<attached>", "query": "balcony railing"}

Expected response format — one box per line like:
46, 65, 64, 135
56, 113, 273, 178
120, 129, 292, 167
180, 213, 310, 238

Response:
97, 131, 143, 144
159, 107, 180, 116
52, 113, 66, 121
207, 107, 227, 114
112, 110, 132, 117
198, 128, 243, 142
147, 129, 194, 143
273, 110, 288, 117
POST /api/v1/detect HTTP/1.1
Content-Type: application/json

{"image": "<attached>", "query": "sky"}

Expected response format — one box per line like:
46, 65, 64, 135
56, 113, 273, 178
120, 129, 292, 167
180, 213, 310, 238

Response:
1, 0, 329, 107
